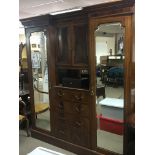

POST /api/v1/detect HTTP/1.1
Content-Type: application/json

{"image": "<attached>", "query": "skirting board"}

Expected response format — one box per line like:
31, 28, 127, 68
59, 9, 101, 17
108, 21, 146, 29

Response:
31, 129, 103, 155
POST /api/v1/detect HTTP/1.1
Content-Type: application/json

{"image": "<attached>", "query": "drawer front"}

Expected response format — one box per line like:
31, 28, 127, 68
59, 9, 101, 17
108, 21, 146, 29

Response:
53, 113, 69, 140
53, 99, 89, 117
53, 87, 89, 103
52, 88, 67, 100
69, 115, 90, 147
65, 101, 89, 117
54, 123, 70, 140
68, 115, 89, 132
70, 127, 90, 147
53, 99, 65, 113
67, 92, 89, 103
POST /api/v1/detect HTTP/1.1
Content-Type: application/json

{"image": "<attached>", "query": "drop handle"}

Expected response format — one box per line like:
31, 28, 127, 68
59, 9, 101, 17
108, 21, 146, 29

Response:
90, 87, 95, 96
75, 121, 81, 127
74, 104, 81, 112
75, 106, 80, 112
57, 91, 64, 97
74, 95, 83, 101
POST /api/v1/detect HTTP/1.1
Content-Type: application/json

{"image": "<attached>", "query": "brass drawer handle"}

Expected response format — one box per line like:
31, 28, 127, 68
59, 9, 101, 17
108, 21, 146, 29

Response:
90, 87, 94, 96
74, 103, 81, 113
74, 95, 83, 101
75, 121, 81, 127
57, 91, 64, 97
75, 106, 80, 112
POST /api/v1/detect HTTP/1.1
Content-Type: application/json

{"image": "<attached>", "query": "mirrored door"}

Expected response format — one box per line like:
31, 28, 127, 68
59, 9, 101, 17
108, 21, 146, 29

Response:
95, 22, 125, 154
30, 31, 51, 131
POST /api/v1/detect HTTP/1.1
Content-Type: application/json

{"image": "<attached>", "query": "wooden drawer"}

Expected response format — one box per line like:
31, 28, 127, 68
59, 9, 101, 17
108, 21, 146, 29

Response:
54, 123, 70, 140
53, 87, 89, 103
66, 91, 89, 103
52, 88, 67, 100
68, 115, 89, 132
70, 126, 90, 147
53, 113, 90, 132
53, 100, 89, 117
65, 101, 89, 117
69, 114, 90, 147
53, 99, 65, 113
53, 113, 70, 140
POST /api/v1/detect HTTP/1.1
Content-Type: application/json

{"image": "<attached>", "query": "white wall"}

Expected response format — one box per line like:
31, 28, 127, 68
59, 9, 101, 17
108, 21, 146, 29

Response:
96, 36, 115, 64
19, 34, 26, 44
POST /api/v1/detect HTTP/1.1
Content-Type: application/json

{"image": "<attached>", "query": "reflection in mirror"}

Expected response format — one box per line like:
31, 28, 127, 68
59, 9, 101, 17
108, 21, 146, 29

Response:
19, 44, 29, 91
30, 32, 50, 131
95, 23, 124, 154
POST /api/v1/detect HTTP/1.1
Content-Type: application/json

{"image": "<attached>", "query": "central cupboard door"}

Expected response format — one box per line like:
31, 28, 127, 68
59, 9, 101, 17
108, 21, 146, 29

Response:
56, 22, 88, 67
52, 19, 91, 148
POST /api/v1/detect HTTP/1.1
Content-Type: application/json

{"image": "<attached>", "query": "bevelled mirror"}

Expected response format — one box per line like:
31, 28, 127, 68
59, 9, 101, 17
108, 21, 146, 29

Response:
95, 22, 124, 154
30, 31, 51, 131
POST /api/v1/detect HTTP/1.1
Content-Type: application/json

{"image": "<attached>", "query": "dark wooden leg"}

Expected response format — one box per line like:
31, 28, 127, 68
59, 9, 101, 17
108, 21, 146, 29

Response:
103, 86, 105, 98
25, 118, 30, 137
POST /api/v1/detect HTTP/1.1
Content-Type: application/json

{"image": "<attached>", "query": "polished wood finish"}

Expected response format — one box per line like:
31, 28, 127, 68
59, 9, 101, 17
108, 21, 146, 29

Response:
72, 23, 88, 66
31, 129, 103, 155
52, 86, 90, 148
19, 99, 30, 137
21, 0, 135, 155
56, 26, 70, 65
55, 21, 88, 67
21, 15, 52, 28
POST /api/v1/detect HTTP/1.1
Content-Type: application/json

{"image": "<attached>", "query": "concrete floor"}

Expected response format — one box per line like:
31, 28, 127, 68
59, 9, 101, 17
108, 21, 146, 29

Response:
19, 130, 76, 155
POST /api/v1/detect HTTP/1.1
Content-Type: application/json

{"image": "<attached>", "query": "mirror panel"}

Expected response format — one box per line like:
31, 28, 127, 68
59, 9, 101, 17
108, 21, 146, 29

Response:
95, 22, 124, 154
30, 31, 50, 131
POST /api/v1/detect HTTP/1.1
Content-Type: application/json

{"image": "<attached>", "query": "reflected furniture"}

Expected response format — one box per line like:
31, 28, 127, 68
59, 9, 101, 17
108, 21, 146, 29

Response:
96, 85, 105, 98
105, 67, 124, 87
35, 103, 49, 116
19, 98, 30, 136
97, 97, 124, 135
33, 86, 50, 118
99, 98, 124, 120
107, 55, 124, 67
19, 90, 31, 125
21, 0, 135, 155
19, 43, 29, 91
100, 55, 124, 86
99, 115, 124, 135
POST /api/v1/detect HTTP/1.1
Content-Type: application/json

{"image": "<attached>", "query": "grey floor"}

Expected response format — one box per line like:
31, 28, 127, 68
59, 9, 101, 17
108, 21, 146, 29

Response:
19, 130, 76, 155
97, 130, 123, 154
